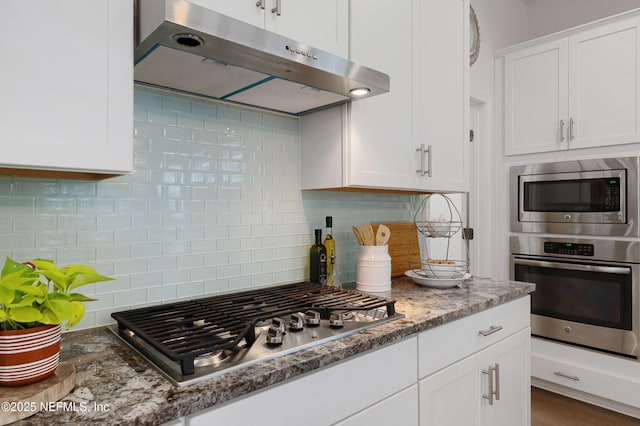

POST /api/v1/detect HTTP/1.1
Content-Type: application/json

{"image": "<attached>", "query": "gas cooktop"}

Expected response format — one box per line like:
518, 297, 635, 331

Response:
110, 282, 402, 387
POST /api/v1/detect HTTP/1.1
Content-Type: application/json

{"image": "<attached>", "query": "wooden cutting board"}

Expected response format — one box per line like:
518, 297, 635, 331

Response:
0, 362, 75, 425
375, 223, 421, 278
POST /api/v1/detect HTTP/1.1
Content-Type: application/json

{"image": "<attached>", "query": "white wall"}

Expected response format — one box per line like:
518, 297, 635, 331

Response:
527, 0, 640, 39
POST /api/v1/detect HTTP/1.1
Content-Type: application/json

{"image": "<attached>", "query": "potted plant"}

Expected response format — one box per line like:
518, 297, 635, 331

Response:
0, 257, 112, 386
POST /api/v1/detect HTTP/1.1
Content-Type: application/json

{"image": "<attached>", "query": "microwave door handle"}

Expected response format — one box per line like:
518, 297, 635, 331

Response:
513, 258, 631, 275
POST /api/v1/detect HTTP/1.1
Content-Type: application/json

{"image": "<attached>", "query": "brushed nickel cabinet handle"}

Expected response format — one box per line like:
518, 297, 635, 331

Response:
554, 371, 580, 381
271, 0, 281, 15
416, 144, 426, 176
560, 119, 565, 142
478, 325, 503, 336
494, 363, 500, 401
426, 144, 432, 177
569, 117, 575, 141
256, 0, 265, 9
482, 366, 495, 405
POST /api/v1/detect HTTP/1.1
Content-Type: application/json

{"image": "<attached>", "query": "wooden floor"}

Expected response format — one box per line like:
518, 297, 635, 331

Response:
532, 387, 640, 426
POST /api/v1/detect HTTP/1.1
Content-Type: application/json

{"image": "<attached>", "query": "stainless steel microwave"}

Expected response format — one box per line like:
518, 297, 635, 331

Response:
510, 157, 640, 236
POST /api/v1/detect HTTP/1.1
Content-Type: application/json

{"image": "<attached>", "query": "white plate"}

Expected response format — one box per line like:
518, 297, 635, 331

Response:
404, 270, 471, 288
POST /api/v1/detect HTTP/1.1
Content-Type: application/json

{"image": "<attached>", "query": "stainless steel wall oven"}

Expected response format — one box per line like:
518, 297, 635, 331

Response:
510, 236, 639, 359
510, 156, 639, 236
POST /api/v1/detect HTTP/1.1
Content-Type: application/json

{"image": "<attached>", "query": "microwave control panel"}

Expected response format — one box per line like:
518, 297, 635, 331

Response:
544, 242, 594, 256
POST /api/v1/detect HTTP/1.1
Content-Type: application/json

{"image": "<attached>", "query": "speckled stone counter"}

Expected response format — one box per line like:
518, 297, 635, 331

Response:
11, 277, 534, 425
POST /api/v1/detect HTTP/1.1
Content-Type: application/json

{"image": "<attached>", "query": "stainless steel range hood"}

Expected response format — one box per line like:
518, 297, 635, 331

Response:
135, 0, 390, 116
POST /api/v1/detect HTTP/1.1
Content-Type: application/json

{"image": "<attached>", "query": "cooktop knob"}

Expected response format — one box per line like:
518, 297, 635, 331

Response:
329, 312, 344, 328
266, 325, 284, 346
289, 313, 304, 331
305, 310, 320, 327
270, 317, 286, 334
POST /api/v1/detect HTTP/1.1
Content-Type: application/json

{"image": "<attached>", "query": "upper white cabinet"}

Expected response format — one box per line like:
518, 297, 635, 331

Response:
192, 0, 348, 57
502, 13, 640, 156
300, 0, 469, 193
0, 0, 133, 177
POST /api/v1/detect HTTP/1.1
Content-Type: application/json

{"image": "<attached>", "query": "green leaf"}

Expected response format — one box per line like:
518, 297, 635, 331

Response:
68, 274, 113, 292
0, 286, 15, 305
39, 308, 61, 325
0, 270, 37, 291
65, 301, 86, 329
68, 293, 97, 302
45, 296, 74, 323
9, 306, 43, 323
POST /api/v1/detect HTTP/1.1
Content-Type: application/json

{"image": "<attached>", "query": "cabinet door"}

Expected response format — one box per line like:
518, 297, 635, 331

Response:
0, 0, 132, 175
190, 0, 264, 27
480, 328, 531, 426
413, 0, 470, 192
568, 16, 640, 150
419, 328, 530, 426
266, 0, 348, 57
419, 352, 482, 426
504, 38, 569, 155
348, 0, 416, 190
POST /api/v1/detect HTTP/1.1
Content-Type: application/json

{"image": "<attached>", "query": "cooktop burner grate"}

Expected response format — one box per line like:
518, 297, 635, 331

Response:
112, 282, 397, 375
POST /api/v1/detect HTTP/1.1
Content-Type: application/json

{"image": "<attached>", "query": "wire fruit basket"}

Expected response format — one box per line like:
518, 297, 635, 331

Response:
408, 194, 470, 282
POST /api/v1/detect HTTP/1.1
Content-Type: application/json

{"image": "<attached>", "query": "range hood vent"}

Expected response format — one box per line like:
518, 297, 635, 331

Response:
135, 0, 390, 116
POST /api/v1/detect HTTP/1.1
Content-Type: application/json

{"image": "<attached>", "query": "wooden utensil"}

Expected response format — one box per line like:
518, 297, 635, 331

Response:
375, 224, 391, 245
355, 223, 375, 245
352, 226, 364, 245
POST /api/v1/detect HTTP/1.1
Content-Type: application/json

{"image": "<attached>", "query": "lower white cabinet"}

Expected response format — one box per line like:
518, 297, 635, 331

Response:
418, 296, 531, 426
531, 337, 640, 416
187, 337, 418, 426
420, 329, 531, 426
334, 385, 419, 426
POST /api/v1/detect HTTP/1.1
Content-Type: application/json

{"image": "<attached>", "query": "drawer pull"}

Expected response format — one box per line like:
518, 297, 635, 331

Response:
554, 371, 580, 381
478, 325, 503, 337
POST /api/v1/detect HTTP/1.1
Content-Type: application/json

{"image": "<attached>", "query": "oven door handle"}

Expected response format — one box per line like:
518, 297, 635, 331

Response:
513, 258, 631, 275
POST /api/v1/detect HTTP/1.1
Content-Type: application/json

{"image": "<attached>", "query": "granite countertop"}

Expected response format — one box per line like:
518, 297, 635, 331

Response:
12, 277, 534, 426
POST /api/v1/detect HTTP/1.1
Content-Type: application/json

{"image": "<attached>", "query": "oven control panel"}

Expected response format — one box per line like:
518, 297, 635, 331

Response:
544, 242, 594, 256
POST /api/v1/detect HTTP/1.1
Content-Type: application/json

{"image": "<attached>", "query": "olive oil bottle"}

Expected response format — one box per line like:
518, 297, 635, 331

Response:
309, 229, 327, 284
323, 216, 338, 287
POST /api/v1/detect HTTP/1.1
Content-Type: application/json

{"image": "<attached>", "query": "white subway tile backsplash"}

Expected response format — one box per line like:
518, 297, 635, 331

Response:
0, 86, 412, 331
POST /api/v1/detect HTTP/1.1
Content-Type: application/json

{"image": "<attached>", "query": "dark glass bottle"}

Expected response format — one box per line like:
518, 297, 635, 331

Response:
309, 229, 327, 284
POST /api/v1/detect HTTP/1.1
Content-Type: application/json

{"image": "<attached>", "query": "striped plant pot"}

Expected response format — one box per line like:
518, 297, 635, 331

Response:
0, 324, 61, 386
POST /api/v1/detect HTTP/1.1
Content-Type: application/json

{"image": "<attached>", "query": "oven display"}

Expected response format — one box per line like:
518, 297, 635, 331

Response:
543, 242, 594, 256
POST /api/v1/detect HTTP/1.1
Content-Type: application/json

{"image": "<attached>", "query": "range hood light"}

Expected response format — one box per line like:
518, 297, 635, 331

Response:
349, 87, 371, 97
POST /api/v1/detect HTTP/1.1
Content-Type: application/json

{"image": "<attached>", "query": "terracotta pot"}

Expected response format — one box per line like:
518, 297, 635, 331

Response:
0, 324, 61, 386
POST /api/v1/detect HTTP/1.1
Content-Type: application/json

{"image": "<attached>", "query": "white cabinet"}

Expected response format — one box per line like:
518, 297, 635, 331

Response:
188, 337, 418, 426
502, 14, 640, 156
334, 385, 419, 426
300, 0, 469, 193
191, 0, 348, 57
0, 0, 133, 177
420, 329, 530, 426
418, 297, 531, 426
531, 337, 640, 415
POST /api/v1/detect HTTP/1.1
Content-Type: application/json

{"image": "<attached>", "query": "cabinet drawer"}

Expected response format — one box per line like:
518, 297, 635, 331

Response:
418, 296, 530, 378
189, 337, 418, 425
532, 339, 640, 408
